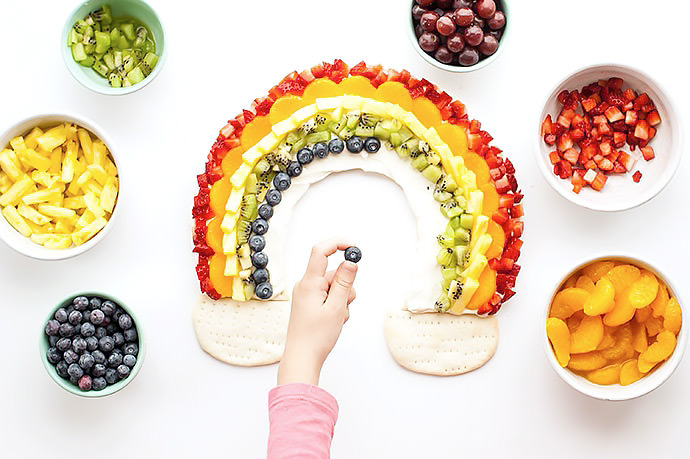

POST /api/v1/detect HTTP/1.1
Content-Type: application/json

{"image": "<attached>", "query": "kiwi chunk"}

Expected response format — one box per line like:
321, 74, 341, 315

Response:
460, 214, 474, 229
344, 111, 361, 130
436, 247, 456, 268
440, 201, 463, 219
422, 165, 443, 183
245, 174, 259, 194
437, 231, 455, 248
238, 243, 251, 259
435, 293, 451, 313
240, 195, 258, 220
447, 280, 463, 302
454, 227, 470, 244
236, 220, 252, 245
242, 280, 255, 300
411, 154, 429, 172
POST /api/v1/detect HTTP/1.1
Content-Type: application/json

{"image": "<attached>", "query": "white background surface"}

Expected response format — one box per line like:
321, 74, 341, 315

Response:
1, 0, 688, 457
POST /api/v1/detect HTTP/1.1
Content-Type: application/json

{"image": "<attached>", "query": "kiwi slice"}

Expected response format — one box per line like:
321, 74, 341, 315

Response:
299, 119, 317, 136
460, 214, 474, 229
435, 174, 458, 193
447, 280, 463, 302
422, 165, 443, 183
435, 293, 451, 313
243, 280, 256, 300
253, 159, 271, 175
121, 23, 136, 41
397, 138, 419, 158
433, 188, 453, 203
92, 61, 109, 77
436, 247, 456, 268
437, 230, 454, 248
108, 72, 122, 88
236, 220, 252, 245
389, 131, 404, 147
441, 201, 463, 219
456, 246, 470, 267
411, 154, 430, 172
240, 195, 258, 220
454, 227, 470, 244
238, 243, 251, 258
245, 174, 259, 194
344, 111, 361, 130
314, 113, 331, 131
126, 67, 145, 85
442, 277, 452, 291
306, 131, 330, 144
442, 268, 457, 282
359, 113, 379, 128
133, 26, 147, 49
239, 269, 252, 281
454, 195, 468, 210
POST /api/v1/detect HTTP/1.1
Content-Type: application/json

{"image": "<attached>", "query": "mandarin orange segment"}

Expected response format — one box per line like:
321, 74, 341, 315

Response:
620, 360, 644, 385
563, 273, 578, 289
479, 183, 499, 217
239, 115, 272, 150
638, 356, 656, 374
464, 152, 491, 185
568, 351, 607, 371
412, 97, 442, 128
374, 81, 414, 112
600, 324, 633, 362
466, 267, 496, 310
206, 217, 223, 254
603, 294, 636, 326
435, 123, 469, 157
268, 95, 308, 125
586, 364, 621, 385
627, 270, 659, 309
646, 316, 662, 336
663, 297, 682, 335
635, 305, 652, 323
597, 328, 616, 351
582, 261, 615, 282
547, 318, 571, 367
210, 177, 232, 217
550, 288, 589, 319
301, 78, 341, 102
209, 254, 234, 298
632, 322, 649, 353
337, 75, 377, 98
583, 277, 615, 316
651, 285, 670, 317
485, 220, 505, 260
641, 330, 676, 363
576, 275, 596, 293
221, 147, 245, 178
570, 315, 604, 354
567, 310, 585, 330
606, 264, 640, 296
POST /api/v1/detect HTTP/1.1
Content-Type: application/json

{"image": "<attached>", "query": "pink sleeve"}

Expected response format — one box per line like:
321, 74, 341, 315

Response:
267, 383, 339, 459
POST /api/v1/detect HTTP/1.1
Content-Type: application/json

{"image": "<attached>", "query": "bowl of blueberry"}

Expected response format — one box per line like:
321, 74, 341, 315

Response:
41, 293, 144, 397
409, 0, 509, 72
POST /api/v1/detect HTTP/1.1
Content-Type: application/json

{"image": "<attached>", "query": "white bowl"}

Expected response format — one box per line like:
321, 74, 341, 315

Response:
407, 0, 511, 73
544, 255, 687, 401
0, 114, 120, 260
535, 63, 682, 212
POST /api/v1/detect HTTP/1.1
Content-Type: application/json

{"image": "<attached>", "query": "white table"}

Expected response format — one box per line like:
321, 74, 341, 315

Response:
1, 0, 687, 457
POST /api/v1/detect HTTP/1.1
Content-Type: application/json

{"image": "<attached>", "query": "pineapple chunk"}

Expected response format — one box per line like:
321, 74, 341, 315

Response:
470, 215, 489, 251
340, 95, 364, 111
224, 254, 239, 276
49, 148, 62, 174
222, 229, 237, 255
0, 176, 34, 206
291, 105, 319, 124
63, 196, 86, 210
0, 172, 10, 194
31, 171, 59, 188
87, 164, 108, 185
255, 132, 280, 153
18, 148, 52, 172
0, 148, 25, 181
230, 164, 252, 189
2, 206, 32, 237
22, 186, 63, 205
9, 136, 27, 154
84, 192, 105, 218
83, 180, 102, 196
76, 210, 96, 229
55, 218, 75, 234
99, 177, 118, 213
361, 100, 388, 118
225, 187, 244, 213
91, 141, 106, 166
64, 123, 78, 142
231, 277, 246, 301
242, 147, 263, 166
72, 217, 107, 245
451, 278, 479, 313
77, 129, 93, 163
474, 233, 493, 256
43, 234, 73, 250
467, 190, 484, 215
24, 127, 44, 149
315, 96, 342, 111
37, 126, 67, 151
272, 118, 298, 137
17, 204, 51, 225
27, 220, 54, 235
104, 157, 118, 177
61, 140, 78, 182
37, 204, 76, 219
462, 254, 487, 280
220, 213, 237, 232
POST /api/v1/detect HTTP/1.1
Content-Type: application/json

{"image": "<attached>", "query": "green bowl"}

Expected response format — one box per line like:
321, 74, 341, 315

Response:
40, 292, 145, 397
61, 0, 166, 95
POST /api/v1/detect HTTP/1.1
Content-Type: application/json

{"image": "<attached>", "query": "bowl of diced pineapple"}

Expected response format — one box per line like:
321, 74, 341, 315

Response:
0, 114, 120, 260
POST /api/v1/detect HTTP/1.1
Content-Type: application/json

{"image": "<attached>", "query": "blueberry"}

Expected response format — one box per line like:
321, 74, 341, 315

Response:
105, 323, 117, 335
124, 343, 139, 356
346, 136, 364, 153
91, 363, 106, 377
56, 361, 69, 378
90, 309, 105, 325
59, 323, 75, 337
79, 353, 95, 370
85, 336, 98, 351
95, 327, 107, 339
69, 375, 80, 385
92, 377, 107, 390
81, 322, 95, 338
72, 337, 87, 353
113, 332, 125, 347
252, 268, 269, 285
56, 337, 72, 352
89, 297, 102, 310
118, 314, 133, 330
344, 246, 362, 263
286, 161, 302, 177
68, 311, 82, 325
265, 189, 281, 206
92, 350, 106, 364
273, 172, 291, 191
124, 328, 138, 343
54, 308, 68, 323
251, 218, 268, 236
117, 364, 131, 379
99, 336, 115, 353
255, 282, 273, 300
101, 301, 116, 316
313, 142, 328, 159
45, 320, 60, 336
328, 138, 345, 154
72, 296, 89, 311
364, 137, 381, 153
78, 375, 92, 391
249, 235, 266, 252
67, 363, 83, 379
47, 347, 62, 364
105, 368, 118, 384
297, 148, 314, 165
111, 348, 123, 355
48, 336, 58, 347
123, 354, 137, 368
251, 251, 268, 269
258, 203, 273, 220
73, 324, 82, 336
107, 352, 123, 368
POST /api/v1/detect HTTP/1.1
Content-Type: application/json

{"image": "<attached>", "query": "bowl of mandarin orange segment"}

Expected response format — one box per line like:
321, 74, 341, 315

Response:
544, 256, 686, 400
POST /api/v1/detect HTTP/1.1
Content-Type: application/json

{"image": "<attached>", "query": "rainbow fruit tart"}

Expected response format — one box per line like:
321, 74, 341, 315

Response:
191, 60, 524, 375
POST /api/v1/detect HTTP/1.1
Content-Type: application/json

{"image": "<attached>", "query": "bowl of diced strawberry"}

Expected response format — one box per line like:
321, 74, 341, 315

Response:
536, 64, 681, 212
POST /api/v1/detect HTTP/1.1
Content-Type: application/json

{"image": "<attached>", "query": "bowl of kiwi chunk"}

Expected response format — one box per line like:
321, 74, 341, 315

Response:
62, 0, 166, 95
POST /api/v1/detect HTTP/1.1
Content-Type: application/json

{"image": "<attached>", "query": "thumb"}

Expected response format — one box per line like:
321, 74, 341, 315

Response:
324, 261, 358, 310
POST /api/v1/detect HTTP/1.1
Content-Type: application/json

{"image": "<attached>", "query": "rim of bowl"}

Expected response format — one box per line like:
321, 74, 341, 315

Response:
407, 0, 510, 73
61, 0, 167, 96
543, 254, 687, 401
534, 62, 683, 212
0, 113, 121, 260
40, 291, 145, 398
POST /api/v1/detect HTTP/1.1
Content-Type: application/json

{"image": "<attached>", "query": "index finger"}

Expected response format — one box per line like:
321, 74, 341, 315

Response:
304, 238, 354, 278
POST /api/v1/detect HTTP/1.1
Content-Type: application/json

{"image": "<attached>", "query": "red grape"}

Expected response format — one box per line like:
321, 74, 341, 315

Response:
415, 0, 435, 7
434, 46, 454, 64
476, 0, 496, 19
415, 24, 424, 38
412, 5, 428, 21
420, 11, 440, 32
446, 32, 465, 53
436, 0, 453, 9
436, 16, 456, 36
452, 0, 472, 8
463, 24, 484, 46
419, 32, 441, 52
458, 47, 479, 66
479, 34, 499, 56
488, 11, 506, 30
453, 7, 474, 26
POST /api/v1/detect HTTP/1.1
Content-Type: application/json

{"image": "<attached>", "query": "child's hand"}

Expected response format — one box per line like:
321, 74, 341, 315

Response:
278, 239, 358, 386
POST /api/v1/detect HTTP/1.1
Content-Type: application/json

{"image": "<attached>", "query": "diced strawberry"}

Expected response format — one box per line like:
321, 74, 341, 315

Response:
508, 174, 518, 192
634, 120, 649, 140
599, 158, 614, 171
592, 115, 607, 125
607, 151, 620, 162
558, 160, 573, 179
485, 155, 503, 168
570, 128, 585, 141
561, 108, 576, 121
556, 133, 573, 152
613, 131, 627, 147
618, 152, 635, 171
622, 101, 634, 112
557, 89, 569, 105
647, 110, 661, 126
557, 115, 571, 129
490, 167, 505, 181
591, 102, 609, 115
510, 205, 524, 219
495, 176, 511, 194
625, 110, 638, 125
581, 142, 598, 160
641, 103, 656, 114
499, 194, 515, 208
584, 159, 597, 170
598, 121, 612, 136
492, 208, 510, 225
623, 88, 637, 101
561, 148, 578, 164
605, 106, 624, 122
549, 151, 561, 164
633, 93, 650, 111
513, 191, 524, 204
598, 140, 612, 155
590, 172, 608, 191
648, 126, 657, 140
613, 162, 626, 174
543, 134, 556, 146
572, 170, 586, 185
641, 146, 655, 161
581, 98, 597, 112
607, 77, 624, 90
633, 171, 642, 183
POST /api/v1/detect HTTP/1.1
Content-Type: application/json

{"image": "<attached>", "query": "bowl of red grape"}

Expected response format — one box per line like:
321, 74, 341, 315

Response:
409, 0, 509, 72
